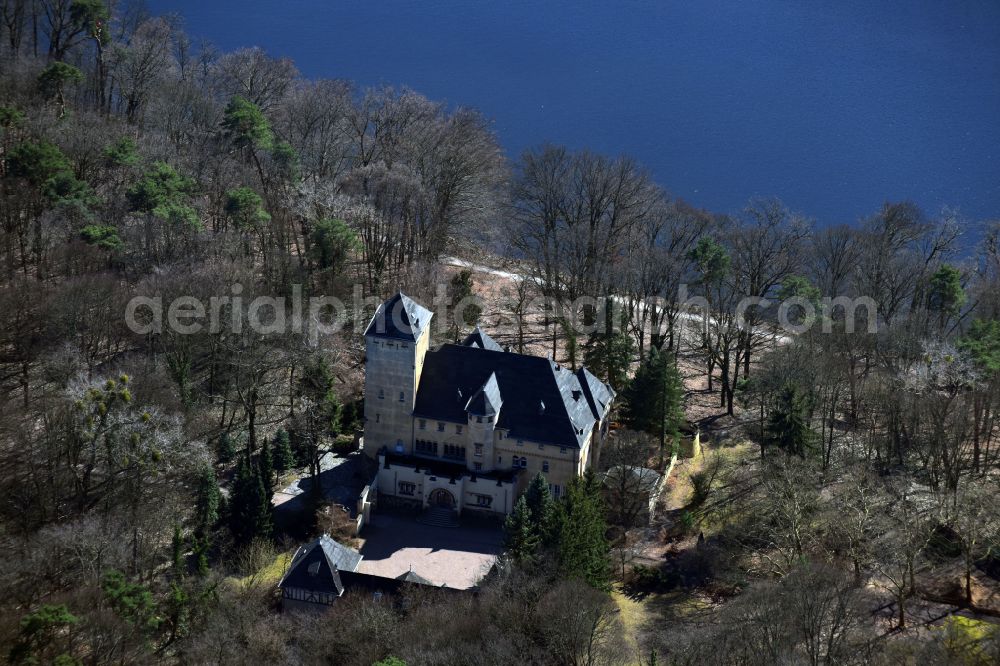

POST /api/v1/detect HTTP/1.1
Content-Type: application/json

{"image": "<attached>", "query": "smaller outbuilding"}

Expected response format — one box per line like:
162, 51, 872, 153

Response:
278, 535, 451, 612
602, 465, 664, 527
278, 534, 363, 611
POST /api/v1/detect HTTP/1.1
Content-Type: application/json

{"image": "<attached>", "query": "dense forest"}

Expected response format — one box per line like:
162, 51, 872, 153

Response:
1, 2, 999, 664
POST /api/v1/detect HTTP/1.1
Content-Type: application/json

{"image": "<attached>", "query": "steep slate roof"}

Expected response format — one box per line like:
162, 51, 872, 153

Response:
413, 342, 614, 449
364, 292, 433, 341
462, 326, 504, 352
338, 569, 455, 596
576, 367, 616, 421
604, 466, 662, 494
396, 569, 436, 585
465, 372, 502, 416
278, 535, 363, 596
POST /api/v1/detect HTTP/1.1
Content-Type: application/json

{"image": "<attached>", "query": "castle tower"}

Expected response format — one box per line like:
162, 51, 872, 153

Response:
465, 372, 501, 472
362, 292, 432, 457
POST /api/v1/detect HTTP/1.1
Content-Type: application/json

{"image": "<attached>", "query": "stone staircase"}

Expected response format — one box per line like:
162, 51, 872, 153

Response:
417, 506, 460, 528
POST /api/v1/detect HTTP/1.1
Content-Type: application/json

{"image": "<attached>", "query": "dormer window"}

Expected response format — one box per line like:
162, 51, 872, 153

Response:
456, 425, 463, 434
437, 422, 445, 432
476, 416, 483, 424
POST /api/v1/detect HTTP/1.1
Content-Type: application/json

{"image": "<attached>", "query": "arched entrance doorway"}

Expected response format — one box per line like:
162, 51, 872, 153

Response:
428, 488, 456, 509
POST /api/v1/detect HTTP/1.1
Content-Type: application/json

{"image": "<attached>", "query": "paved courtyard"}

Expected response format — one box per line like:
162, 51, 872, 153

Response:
356, 512, 504, 589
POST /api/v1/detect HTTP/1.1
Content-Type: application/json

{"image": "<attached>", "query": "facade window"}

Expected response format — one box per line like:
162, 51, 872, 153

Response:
551, 484, 561, 497
516, 440, 524, 447
376, 413, 380, 423
538, 443, 544, 451
399, 482, 416, 496
401, 343, 408, 348
514, 456, 527, 469
476, 416, 483, 423
497, 455, 502, 464
560, 447, 567, 454
474, 443, 483, 457
487, 416, 493, 423
399, 391, 405, 402
456, 425, 463, 434
443, 444, 466, 460
415, 440, 438, 456
498, 432, 503, 440
475, 494, 492, 507
377, 388, 384, 399
437, 422, 445, 432
419, 419, 426, 430
474, 462, 482, 472
542, 460, 549, 473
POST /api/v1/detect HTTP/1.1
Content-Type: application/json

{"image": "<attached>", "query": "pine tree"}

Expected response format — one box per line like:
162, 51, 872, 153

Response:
766, 383, 813, 458
229, 455, 272, 545
504, 496, 540, 564
215, 432, 236, 464
553, 472, 611, 590
584, 330, 634, 390
171, 524, 185, 578
298, 356, 343, 438
193, 465, 220, 535
192, 536, 210, 577
622, 348, 685, 461
523, 472, 557, 546
448, 269, 482, 341
258, 437, 274, 504
272, 428, 295, 472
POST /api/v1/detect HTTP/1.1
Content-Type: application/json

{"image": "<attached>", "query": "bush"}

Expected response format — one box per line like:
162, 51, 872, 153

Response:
330, 434, 358, 456
926, 523, 963, 562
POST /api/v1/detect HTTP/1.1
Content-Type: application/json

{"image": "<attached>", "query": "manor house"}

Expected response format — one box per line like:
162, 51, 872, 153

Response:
363, 292, 615, 518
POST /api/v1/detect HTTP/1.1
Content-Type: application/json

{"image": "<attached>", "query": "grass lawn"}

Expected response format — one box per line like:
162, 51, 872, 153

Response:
225, 550, 294, 591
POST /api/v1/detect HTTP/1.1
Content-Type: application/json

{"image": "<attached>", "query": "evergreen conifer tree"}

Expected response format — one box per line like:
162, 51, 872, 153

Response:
193, 465, 220, 535
171, 524, 184, 578
272, 428, 295, 471
215, 432, 236, 464
622, 348, 685, 461
523, 472, 557, 546
766, 383, 813, 458
229, 455, 272, 545
258, 437, 274, 504
504, 496, 540, 564
553, 472, 610, 590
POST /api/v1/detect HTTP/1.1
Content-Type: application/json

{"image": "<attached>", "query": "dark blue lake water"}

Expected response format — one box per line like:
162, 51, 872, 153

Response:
149, 0, 1000, 229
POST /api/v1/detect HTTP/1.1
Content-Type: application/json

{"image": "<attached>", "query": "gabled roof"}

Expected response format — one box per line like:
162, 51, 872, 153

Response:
364, 292, 433, 341
604, 466, 662, 493
576, 367, 616, 421
413, 342, 614, 449
278, 535, 363, 596
465, 372, 502, 416
462, 326, 504, 352
396, 569, 436, 585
